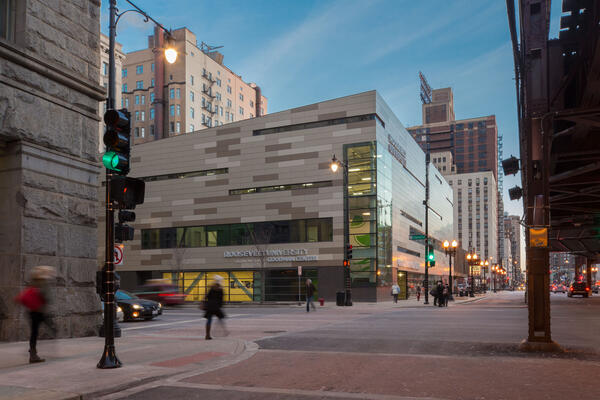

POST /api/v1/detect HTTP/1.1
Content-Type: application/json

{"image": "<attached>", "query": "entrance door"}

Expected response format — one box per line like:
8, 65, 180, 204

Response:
397, 271, 408, 300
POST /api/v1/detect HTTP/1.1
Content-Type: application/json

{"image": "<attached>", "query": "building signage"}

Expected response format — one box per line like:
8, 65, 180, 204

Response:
387, 134, 407, 167
223, 248, 317, 263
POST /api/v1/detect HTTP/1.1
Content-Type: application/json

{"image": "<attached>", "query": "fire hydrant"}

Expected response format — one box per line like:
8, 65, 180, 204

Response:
319, 298, 325, 306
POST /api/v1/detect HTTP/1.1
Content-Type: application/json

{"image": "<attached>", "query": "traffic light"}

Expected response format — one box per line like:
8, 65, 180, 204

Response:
427, 248, 435, 267
103, 109, 131, 175
115, 210, 136, 242
110, 176, 145, 209
346, 244, 353, 260
343, 259, 350, 267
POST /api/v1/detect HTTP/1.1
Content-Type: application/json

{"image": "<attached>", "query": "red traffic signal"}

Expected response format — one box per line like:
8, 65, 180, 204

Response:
343, 259, 350, 267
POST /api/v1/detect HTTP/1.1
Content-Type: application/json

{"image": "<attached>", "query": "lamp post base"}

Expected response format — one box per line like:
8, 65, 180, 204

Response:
97, 345, 122, 369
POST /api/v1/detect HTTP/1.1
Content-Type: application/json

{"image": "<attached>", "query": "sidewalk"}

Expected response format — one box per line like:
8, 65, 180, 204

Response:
0, 328, 255, 400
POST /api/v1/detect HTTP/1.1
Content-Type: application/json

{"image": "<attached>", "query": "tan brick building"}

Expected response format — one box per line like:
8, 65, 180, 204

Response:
101, 91, 458, 303
121, 27, 268, 145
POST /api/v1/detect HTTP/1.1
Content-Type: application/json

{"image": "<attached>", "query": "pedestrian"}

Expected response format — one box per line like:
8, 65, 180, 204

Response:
391, 283, 400, 303
430, 285, 438, 306
416, 285, 421, 301
436, 281, 444, 307
203, 275, 228, 340
305, 278, 316, 312
15, 266, 56, 363
443, 283, 450, 307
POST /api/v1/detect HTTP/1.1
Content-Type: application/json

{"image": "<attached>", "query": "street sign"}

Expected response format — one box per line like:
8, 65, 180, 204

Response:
114, 245, 124, 266
297, 266, 302, 276
529, 227, 548, 247
410, 234, 426, 240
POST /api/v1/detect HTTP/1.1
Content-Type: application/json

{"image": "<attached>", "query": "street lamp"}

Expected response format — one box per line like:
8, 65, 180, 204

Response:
480, 260, 489, 292
99, 0, 177, 370
330, 154, 352, 306
466, 252, 478, 297
443, 240, 458, 300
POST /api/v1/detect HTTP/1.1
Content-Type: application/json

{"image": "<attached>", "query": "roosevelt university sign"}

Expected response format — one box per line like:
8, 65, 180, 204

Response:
224, 248, 318, 263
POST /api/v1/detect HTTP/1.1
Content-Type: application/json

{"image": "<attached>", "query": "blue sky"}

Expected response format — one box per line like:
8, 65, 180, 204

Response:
101, 0, 563, 217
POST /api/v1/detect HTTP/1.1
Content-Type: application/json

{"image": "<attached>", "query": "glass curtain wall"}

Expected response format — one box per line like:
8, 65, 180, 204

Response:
345, 142, 377, 286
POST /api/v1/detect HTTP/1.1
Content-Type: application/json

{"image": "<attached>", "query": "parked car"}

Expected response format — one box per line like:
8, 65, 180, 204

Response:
116, 289, 162, 321
136, 280, 187, 306
567, 281, 590, 298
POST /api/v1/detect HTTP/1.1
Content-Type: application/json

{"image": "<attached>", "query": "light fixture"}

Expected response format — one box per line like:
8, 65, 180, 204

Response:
502, 156, 520, 176
165, 47, 177, 63
451, 240, 458, 248
509, 186, 523, 201
330, 155, 340, 173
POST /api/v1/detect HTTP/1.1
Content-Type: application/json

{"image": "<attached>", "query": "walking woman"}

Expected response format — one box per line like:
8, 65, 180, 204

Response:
16, 266, 56, 363
305, 278, 316, 312
203, 275, 228, 340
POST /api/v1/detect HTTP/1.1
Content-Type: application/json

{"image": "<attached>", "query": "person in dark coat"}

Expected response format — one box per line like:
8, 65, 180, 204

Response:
436, 281, 444, 307
305, 278, 316, 312
204, 275, 227, 340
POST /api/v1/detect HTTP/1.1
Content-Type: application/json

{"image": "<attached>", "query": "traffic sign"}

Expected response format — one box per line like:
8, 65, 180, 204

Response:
297, 266, 302, 276
114, 245, 124, 266
410, 234, 426, 240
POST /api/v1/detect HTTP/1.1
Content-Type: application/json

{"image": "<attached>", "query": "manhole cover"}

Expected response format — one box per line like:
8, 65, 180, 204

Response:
263, 330, 286, 334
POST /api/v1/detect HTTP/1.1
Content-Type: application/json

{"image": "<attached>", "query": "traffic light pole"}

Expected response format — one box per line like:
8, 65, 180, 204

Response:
98, 0, 121, 369
423, 146, 430, 304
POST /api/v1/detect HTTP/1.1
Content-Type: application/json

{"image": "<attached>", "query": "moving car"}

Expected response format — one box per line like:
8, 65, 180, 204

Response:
136, 280, 186, 306
567, 281, 590, 298
100, 301, 124, 322
116, 289, 162, 321
551, 284, 566, 293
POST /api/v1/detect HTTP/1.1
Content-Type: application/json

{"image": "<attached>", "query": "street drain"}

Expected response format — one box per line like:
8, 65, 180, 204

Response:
263, 330, 286, 334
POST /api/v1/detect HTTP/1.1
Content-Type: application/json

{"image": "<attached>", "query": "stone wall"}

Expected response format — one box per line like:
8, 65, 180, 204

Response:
0, 0, 104, 341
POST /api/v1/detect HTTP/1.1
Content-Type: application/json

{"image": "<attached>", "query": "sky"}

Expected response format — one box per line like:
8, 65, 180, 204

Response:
101, 0, 564, 219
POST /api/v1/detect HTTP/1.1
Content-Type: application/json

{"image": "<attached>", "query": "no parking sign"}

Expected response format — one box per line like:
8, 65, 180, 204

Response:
114, 245, 124, 266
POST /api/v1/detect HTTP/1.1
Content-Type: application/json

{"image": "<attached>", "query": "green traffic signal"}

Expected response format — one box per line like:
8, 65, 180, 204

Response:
102, 151, 128, 172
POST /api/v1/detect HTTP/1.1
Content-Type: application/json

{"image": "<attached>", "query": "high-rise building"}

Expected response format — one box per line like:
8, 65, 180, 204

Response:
408, 85, 501, 262
445, 172, 498, 261
98, 33, 124, 152
504, 214, 523, 281
121, 27, 267, 144
549, 252, 575, 284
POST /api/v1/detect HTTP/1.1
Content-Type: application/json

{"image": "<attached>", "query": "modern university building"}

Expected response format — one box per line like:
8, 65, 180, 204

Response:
104, 91, 456, 302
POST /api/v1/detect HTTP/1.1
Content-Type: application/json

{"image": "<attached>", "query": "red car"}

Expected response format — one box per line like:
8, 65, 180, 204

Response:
136, 281, 187, 306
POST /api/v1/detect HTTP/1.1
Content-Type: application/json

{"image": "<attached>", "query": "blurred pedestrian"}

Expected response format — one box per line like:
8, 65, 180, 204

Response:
305, 278, 316, 312
391, 283, 400, 303
443, 283, 450, 307
436, 281, 444, 307
203, 275, 227, 340
416, 285, 421, 301
15, 266, 56, 363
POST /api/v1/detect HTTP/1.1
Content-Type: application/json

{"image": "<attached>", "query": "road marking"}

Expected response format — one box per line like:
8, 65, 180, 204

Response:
121, 315, 243, 331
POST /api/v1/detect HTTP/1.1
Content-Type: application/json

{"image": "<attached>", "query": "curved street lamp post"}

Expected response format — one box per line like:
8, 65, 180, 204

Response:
443, 240, 458, 300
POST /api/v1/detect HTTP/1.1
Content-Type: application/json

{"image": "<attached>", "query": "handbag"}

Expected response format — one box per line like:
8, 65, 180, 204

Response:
16, 287, 45, 311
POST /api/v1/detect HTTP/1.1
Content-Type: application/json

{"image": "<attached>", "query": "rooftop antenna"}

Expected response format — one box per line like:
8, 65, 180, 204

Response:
199, 41, 224, 54
419, 71, 432, 104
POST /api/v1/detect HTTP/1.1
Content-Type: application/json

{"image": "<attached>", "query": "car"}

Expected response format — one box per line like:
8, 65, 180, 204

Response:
551, 284, 566, 293
100, 301, 124, 322
136, 280, 186, 306
567, 281, 590, 298
593, 285, 599, 294
116, 289, 162, 321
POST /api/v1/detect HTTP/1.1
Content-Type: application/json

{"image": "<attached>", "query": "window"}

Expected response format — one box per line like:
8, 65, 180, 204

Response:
123, 83, 128, 92
483, 177, 488, 185
170, 88, 175, 99
216, 92, 221, 101
190, 107, 195, 119
150, 92, 155, 103
135, 127, 140, 137
151, 78, 155, 87
169, 105, 175, 117
190, 91, 194, 102
219, 106, 223, 116
124, 98, 129, 107
227, 85, 232, 94
135, 111, 140, 121
239, 93, 244, 101
151, 63, 155, 72
260, 108, 264, 116
136, 80, 143, 89
135, 95, 139, 105
141, 95, 145, 105
227, 99, 232, 108
170, 122, 174, 132
202, 97, 206, 107
176, 122, 181, 133
190, 124, 194, 131
225, 111, 229, 120
176, 88, 181, 99
136, 65, 143, 74
141, 127, 145, 138
191, 75, 194, 85
239, 106, 244, 115
150, 125, 155, 136
150, 109, 155, 120
141, 111, 145, 121
250, 100, 254, 108
102, 62, 108, 76
216, 78, 221, 87
122, 68, 127, 78
176, 104, 181, 116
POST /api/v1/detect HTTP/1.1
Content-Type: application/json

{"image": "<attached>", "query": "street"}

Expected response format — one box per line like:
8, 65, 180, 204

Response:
92, 292, 600, 400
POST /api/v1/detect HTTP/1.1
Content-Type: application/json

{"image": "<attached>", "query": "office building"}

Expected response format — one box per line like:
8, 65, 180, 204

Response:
100, 91, 458, 302
503, 214, 522, 282
121, 27, 268, 144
